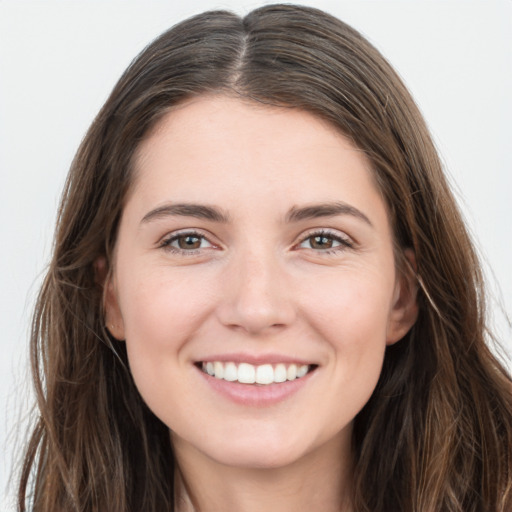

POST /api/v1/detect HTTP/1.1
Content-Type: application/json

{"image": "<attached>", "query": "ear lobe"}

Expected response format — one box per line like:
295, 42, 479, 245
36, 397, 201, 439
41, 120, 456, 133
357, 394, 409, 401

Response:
94, 256, 126, 341
386, 249, 419, 345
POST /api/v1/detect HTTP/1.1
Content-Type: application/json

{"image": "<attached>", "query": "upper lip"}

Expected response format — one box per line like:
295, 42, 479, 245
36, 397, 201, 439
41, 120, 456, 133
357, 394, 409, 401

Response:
195, 353, 317, 366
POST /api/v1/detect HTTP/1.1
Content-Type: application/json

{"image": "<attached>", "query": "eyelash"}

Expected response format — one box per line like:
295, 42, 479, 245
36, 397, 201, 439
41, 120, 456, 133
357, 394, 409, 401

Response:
296, 229, 354, 254
159, 230, 214, 255
158, 229, 354, 256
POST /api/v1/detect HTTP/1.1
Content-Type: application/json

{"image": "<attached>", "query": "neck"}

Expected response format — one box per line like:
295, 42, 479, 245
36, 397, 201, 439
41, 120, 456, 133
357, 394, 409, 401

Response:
172, 435, 354, 512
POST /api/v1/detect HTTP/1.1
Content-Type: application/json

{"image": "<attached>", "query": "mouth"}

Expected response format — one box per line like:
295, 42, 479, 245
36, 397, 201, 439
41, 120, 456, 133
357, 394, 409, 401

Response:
197, 361, 318, 385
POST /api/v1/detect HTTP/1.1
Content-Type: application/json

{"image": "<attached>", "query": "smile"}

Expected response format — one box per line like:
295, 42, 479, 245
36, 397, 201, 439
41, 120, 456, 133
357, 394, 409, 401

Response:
200, 361, 315, 385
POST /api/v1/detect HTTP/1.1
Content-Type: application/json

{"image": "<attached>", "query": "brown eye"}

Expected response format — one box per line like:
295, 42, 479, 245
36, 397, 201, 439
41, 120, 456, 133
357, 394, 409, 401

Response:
162, 232, 213, 252
177, 235, 202, 250
298, 231, 352, 252
310, 235, 335, 249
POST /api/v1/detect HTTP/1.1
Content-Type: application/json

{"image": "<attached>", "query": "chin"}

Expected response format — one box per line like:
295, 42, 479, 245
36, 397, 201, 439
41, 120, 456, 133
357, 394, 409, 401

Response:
196, 427, 318, 471
212, 445, 303, 470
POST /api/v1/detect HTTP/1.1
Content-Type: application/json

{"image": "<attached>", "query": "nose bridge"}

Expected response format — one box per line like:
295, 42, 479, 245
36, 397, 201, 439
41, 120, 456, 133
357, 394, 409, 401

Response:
217, 242, 295, 334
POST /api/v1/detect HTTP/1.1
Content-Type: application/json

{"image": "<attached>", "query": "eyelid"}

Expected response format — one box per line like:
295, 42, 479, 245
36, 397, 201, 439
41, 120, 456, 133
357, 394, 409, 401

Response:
158, 229, 220, 254
294, 228, 355, 251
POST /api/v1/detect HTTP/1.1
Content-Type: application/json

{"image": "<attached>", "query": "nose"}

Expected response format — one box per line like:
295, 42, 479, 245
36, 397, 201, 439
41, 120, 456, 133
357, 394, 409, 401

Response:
216, 249, 296, 335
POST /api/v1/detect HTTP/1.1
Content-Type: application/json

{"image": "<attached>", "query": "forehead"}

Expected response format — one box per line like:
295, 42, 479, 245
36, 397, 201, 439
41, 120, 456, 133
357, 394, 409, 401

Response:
134, 96, 375, 186
125, 95, 388, 226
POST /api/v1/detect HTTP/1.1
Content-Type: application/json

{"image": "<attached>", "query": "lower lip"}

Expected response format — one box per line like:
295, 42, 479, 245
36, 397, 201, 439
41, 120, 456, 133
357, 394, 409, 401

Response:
196, 366, 315, 407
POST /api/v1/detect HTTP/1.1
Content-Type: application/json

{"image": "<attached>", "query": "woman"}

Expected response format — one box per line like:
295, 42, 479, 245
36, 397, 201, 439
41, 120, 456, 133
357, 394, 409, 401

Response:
18, 4, 512, 511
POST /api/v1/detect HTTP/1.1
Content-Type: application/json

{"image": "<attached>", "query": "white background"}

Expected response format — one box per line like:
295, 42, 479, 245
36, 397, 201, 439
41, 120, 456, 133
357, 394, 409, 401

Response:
1, 1, 511, 509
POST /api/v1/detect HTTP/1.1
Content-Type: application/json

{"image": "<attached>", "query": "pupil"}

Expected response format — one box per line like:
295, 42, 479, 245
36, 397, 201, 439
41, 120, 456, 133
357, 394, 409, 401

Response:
179, 235, 200, 249
312, 235, 332, 249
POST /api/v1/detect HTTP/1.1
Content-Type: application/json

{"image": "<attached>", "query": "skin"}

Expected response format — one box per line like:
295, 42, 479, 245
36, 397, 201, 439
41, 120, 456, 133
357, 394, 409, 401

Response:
104, 95, 418, 512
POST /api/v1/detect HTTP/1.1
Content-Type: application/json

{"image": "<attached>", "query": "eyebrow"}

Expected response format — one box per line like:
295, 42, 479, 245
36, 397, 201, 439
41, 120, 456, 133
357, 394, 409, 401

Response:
285, 201, 373, 227
140, 201, 372, 227
141, 203, 230, 224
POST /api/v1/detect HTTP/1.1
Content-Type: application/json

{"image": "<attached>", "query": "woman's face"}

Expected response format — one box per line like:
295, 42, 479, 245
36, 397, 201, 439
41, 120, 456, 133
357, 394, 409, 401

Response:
105, 95, 417, 470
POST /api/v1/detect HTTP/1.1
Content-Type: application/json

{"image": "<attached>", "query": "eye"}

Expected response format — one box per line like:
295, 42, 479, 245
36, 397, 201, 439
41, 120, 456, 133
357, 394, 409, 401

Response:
298, 230, 353, 252
160, 231, 214, 253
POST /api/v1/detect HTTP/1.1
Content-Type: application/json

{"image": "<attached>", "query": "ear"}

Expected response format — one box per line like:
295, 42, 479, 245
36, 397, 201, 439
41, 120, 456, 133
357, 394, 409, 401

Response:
94, 256, 126, 340
386, 249, 419, 345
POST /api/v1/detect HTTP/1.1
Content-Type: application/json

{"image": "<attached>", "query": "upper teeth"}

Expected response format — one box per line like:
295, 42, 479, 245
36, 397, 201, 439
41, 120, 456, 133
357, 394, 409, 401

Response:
201, 361, 310, 385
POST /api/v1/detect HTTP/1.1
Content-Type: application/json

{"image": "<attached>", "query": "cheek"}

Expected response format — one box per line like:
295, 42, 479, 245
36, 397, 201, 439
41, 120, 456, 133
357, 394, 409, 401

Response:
302, 271, 393, 404
116, 267, 214, 399
120, 266, 213, 342
304, 269, 393, 345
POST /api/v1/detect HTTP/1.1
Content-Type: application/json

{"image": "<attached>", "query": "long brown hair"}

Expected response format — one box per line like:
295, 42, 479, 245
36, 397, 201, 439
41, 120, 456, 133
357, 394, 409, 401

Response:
18, 4, 512, 511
